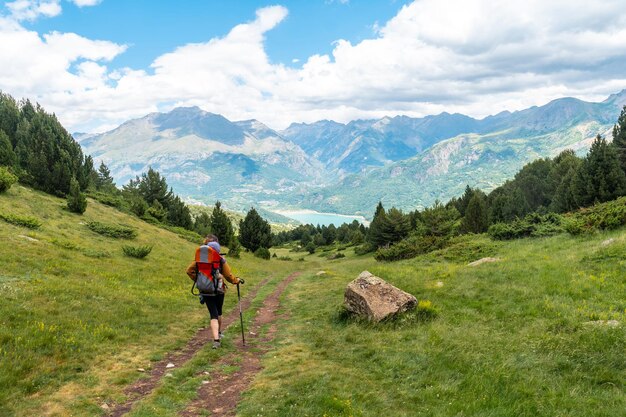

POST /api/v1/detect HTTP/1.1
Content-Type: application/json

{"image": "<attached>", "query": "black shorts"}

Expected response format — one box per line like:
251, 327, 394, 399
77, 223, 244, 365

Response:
203, 293, 225, 319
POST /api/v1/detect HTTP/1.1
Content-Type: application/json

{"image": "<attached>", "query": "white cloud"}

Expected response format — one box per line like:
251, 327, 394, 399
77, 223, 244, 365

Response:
6, 0, 61, 21
2, 1, 626, 133
70, 0, 101, 6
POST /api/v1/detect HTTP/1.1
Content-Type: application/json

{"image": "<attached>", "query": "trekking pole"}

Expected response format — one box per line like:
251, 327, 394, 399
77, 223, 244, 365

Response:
237, 279, 246, 346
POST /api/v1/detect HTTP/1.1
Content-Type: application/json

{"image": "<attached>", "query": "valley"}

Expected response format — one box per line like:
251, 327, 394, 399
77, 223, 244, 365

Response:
79, 91, 626, 219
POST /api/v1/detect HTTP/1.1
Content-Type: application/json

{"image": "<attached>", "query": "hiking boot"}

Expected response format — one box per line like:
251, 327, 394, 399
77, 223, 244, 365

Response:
212, 340, 221, 349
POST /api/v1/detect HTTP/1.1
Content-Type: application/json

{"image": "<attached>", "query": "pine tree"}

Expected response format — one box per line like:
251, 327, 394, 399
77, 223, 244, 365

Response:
0, 130, 16, 167
367, 201, 388, 248
573, 135, 626, 206
210, 201, 234, 246
96, 161, 115, 191
612, 105, 626, 173
194, 211, 212, 237
239, 207, 272, 252
381, 207, 411, 244
67, 177, 87, 214
137, 168, 172, 208
167, 195, 193, 229
461, 193, 489, 233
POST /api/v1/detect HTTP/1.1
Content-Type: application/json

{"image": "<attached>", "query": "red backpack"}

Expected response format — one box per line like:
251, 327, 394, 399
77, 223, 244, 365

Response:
193, 245, 224, 295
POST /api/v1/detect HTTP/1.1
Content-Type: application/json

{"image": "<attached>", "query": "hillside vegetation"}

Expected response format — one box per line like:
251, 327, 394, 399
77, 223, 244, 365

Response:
0, 185, 299, 416
1, 184, 624, 416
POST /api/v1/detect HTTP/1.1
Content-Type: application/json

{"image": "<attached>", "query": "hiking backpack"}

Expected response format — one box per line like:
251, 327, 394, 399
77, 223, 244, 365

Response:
193, 245, 224, 295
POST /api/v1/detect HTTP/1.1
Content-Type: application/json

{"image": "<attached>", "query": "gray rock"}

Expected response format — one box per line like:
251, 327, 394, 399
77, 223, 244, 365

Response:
344, 271, 417, 322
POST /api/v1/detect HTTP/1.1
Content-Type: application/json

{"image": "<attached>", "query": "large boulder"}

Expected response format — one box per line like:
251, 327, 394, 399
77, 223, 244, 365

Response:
344, 271, 417, 322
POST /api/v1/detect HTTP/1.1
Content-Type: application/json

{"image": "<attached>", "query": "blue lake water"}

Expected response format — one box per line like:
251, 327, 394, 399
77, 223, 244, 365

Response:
275, 210, 369, 226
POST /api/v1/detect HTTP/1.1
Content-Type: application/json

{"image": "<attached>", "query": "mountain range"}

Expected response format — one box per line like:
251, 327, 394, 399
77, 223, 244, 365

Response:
79, 90, 626, 218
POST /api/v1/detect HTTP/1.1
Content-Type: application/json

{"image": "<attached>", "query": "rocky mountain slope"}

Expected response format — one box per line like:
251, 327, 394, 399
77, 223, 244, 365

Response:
80, 91, 626, 217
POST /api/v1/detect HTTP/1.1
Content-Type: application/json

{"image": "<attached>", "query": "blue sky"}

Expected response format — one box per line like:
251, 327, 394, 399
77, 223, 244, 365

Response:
1, 0, 626, 133
20, 1, 408, 70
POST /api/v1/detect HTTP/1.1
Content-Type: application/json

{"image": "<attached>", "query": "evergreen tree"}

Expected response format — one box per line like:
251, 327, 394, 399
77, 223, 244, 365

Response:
239, 207, 272, 252
367, 201, 388, 248
137, 168, 172, 208
96, 161, 115, 191
461, 193, 489, 233
66, 177, 87, 214
573, 135, 626, 206
167, 195, 193, 229
147, 199, 167, 221
381, 207, 411, 244
194, 211, 212, 237
0, 130, 16, 167
210, 201, 234, 246
612, 105, 626, 173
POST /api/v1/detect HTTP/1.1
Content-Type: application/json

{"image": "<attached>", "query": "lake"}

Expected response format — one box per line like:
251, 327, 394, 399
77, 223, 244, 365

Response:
273, 209, 369, 227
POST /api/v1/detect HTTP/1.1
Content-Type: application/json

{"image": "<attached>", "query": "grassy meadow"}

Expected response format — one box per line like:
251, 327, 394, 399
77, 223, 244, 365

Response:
1, 185, 625, 416
0, 186, 300, 416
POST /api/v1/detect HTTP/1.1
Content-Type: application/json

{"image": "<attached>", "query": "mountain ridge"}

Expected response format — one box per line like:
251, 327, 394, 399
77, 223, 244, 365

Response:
79, 91, 626, 217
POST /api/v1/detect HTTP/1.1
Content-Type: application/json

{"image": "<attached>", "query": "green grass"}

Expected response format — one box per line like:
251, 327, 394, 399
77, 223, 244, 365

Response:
1, 184, 625, 416
0, 186, 299, 417
237, 234, 626, 417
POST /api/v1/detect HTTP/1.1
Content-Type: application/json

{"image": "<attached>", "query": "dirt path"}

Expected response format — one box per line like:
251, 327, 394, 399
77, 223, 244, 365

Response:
108, 278, 269, 417
179, 272, 300, 417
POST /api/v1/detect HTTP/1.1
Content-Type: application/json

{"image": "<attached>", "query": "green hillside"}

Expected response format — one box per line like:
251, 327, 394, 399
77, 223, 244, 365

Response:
1, 185, 624, 416
0, 185, 302, 416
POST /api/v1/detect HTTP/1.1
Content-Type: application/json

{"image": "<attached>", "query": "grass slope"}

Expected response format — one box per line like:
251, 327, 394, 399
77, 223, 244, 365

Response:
0, 186, 298, 416
239, 234, 625, 416
1, 185, 625, 416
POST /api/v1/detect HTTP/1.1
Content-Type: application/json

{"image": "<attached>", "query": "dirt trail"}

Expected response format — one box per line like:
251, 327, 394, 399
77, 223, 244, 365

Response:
108, 278, 269, 417
180, 272, 300, 417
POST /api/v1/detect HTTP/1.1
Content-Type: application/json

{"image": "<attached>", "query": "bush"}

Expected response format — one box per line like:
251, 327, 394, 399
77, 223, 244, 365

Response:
488, 213, 564, 240
374, 235, 447, 261
122, 245, 153, 259
564, 197, 626, 235
254, 247, 271, 260
228, 238, 242, 258
0, 213, 41, 229
0, 166, 17, 193
278, 256, 293, 261
328, 252, 346, 260
67, 178, 87, 214
89, 191, 124, 209
86, 221, 137, 239
305, 242, 316, 254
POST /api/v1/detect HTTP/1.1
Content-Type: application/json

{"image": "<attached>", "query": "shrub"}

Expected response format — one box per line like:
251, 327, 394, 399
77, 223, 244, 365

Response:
254, 247, 271, 260
488, 213, 564, 240
305, 242, 316, 254
89, 191, 124, 209
272, 252, 277, 258
328, 252, 346, 260
564, 196, 626, 235
122, 245, 153, 259
86, 221, 137, 239
67, 178, 87, 214
0, 213, 41, 229
228, 238, 242, 258
374, 235, 447, 261
0, 166, 17, 193
278, 256, 293, 261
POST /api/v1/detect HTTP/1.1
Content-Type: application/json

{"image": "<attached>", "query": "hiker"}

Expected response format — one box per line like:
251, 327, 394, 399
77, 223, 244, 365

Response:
186, 234, 242, 349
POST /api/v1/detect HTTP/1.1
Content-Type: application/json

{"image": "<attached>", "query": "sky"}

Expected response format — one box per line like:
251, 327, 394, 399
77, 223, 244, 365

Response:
1, 0, 626, 133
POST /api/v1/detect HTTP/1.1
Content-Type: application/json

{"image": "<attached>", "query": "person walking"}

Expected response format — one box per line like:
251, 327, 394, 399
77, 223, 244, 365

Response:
186, 234, 242, 348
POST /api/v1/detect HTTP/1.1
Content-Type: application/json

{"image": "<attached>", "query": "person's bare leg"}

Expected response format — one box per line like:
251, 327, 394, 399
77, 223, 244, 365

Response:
210, 318, 219, 340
